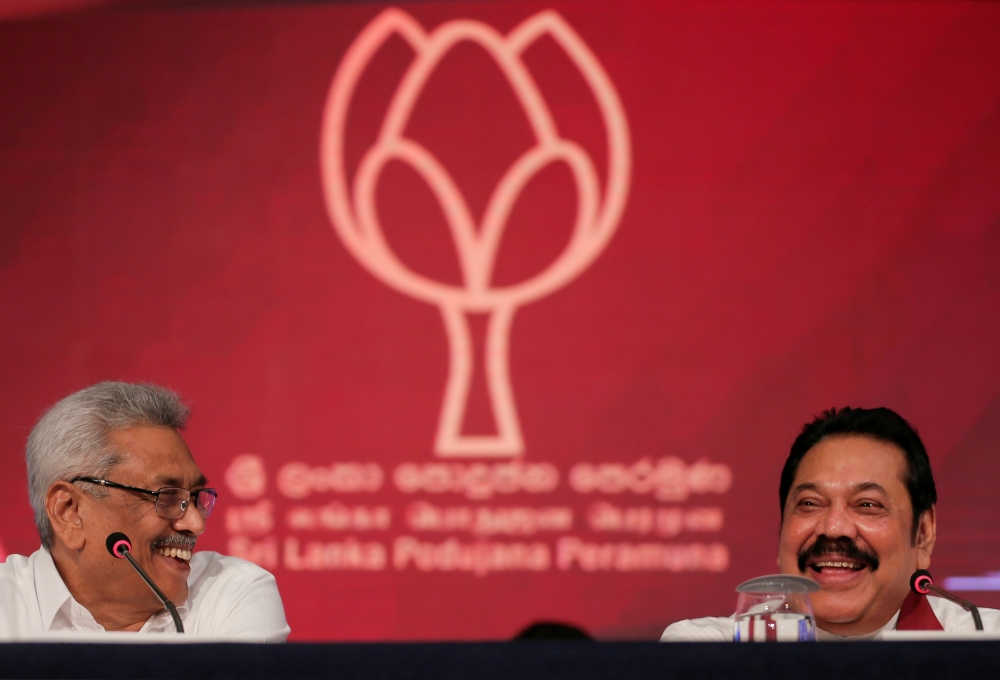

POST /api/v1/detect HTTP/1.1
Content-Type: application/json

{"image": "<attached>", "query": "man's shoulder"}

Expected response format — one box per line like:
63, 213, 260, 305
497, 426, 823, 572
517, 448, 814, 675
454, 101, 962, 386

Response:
928, 596, 1000, 633
184, 551, 289, 641
0, 550, 41, 571
0, 549, 45, 592
660, 615, 734, 642
0, 551, 32, 573
0, 549, 50, 636
188, 551, 276, 588
0, 552, 31, 598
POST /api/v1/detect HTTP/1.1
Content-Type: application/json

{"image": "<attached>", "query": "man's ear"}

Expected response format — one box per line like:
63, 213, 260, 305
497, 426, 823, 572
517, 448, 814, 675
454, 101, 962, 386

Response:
46, 481, 87, 551
915, 505, 936, 569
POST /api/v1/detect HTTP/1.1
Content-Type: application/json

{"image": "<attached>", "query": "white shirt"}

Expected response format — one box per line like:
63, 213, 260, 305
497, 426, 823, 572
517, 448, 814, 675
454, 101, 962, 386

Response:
660, 597, 1000, 641
0, 548, 290, 641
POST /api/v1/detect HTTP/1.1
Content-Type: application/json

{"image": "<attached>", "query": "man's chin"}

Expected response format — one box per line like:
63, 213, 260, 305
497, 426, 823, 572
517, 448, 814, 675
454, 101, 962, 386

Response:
148, 552, 191, 603
157, 581, 189, 607
808, 579, 876, 631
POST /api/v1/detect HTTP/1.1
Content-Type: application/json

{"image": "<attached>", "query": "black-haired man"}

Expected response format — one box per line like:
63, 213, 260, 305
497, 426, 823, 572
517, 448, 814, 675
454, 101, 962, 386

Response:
662, 407, 1000, 640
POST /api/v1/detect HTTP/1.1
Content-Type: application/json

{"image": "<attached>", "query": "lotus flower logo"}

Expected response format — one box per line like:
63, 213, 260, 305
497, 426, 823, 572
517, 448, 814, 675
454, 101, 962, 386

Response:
320, 8, 630, 457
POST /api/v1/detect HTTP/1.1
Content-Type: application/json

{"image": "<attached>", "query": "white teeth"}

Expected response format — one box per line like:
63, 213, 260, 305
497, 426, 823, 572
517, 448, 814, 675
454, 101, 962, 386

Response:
815, 561, 862, 569
156, 547, 192, 561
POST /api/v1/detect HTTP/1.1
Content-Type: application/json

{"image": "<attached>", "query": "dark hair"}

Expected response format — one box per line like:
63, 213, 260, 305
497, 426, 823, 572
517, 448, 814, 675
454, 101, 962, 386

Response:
779, 407, 936, 540
514, 621, 591, 640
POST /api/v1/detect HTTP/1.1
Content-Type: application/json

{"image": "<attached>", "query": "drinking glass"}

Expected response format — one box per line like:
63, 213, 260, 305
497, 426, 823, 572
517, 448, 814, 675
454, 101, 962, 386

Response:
733, 574, 819, 642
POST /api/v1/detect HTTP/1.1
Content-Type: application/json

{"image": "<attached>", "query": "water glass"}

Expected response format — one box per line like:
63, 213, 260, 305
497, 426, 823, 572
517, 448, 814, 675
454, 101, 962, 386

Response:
733, 574, 819, 642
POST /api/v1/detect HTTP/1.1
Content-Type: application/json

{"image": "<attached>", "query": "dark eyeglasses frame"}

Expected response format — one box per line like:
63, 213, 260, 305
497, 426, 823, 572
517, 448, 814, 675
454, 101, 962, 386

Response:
70, 476, 217, 519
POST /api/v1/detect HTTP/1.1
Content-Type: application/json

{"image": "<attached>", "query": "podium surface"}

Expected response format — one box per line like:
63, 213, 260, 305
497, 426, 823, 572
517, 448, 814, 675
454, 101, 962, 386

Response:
1, 640, 997, 679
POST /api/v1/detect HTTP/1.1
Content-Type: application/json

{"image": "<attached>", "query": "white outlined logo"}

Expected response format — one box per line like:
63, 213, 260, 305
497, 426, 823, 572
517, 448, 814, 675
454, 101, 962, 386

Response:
320, 9, 631, 457
225, 454, 268, 500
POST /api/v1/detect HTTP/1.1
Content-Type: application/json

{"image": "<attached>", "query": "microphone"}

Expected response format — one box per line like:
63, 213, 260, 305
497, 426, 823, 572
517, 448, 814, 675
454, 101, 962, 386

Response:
910, 569, 983, 631
106, 532, 184, 633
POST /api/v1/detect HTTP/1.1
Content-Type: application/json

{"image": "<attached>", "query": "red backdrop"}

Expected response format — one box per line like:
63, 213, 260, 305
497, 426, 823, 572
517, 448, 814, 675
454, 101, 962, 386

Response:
1, 0, 1000, 641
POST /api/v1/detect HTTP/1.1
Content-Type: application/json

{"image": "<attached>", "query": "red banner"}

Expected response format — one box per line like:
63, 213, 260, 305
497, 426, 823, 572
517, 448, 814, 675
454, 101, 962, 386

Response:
1, 0, 999, 640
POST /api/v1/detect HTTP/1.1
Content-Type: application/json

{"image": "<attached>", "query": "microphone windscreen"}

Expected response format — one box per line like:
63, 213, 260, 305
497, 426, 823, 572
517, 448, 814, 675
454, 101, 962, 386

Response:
910, 569, 933, 595
106, 532, 132, 558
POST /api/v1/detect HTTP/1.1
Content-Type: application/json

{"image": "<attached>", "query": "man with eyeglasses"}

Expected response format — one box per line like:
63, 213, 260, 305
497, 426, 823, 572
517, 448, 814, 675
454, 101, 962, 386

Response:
0, 382, 290, 640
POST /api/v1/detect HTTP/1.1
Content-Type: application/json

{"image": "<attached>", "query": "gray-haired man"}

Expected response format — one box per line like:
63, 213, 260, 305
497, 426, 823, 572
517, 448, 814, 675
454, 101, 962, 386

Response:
0, 382, 289, 640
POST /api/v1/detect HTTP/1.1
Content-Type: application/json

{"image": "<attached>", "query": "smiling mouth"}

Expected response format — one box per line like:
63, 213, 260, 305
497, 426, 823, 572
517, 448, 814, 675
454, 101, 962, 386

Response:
155, 546, 192, 562
797, 536, 879, 574
810, 560, 867, 572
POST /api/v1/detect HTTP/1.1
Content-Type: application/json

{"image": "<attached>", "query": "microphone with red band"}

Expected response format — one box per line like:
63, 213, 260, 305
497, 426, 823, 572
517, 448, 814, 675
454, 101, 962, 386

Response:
910, 569, 983, 631
106, 532, 184, 633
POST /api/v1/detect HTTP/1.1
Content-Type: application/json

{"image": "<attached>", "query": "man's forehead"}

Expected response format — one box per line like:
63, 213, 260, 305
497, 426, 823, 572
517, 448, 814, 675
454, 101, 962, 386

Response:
792, 435, 909, 491
149, 471, 208, 488
107, 425, 203, 484
792, 480, 890, 497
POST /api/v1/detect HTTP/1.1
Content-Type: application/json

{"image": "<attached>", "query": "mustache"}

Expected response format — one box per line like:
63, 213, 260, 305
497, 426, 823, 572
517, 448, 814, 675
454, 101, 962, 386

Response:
151, 534, 196, 551
797, 536, 879, 573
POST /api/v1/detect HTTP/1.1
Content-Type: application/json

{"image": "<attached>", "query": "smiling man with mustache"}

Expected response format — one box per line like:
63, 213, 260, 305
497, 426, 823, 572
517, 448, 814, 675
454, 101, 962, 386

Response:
662, 407, 1000, 641
0, 382, 290, 640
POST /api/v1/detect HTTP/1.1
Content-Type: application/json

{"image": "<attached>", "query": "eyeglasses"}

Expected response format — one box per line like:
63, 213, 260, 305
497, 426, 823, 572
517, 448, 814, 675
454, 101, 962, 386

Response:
70, 477, 218, 519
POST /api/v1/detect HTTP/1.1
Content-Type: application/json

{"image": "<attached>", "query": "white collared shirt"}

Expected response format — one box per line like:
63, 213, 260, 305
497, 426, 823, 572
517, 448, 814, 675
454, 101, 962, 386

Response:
0, 548, 290, 641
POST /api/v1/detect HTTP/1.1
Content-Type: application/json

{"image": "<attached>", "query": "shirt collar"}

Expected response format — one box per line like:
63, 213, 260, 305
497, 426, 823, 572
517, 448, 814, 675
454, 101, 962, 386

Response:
34, 548, 75, 630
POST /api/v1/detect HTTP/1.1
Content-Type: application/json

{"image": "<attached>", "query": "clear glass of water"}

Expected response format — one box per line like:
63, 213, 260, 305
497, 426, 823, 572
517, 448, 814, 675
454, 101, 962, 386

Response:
733, 574, 819, 642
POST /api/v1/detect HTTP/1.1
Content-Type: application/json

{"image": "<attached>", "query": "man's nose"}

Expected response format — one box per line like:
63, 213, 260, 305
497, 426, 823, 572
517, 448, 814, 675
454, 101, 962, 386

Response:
172, 498, 207, 535
817, 501, 857, 539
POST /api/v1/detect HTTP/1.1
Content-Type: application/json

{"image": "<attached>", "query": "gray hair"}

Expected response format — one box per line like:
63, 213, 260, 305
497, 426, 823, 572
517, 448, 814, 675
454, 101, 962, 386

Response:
26, 381, 190, 548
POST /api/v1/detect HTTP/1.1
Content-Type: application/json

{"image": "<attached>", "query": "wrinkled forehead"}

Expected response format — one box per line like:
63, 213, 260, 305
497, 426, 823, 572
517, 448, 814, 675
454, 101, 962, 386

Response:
792, 434, 910, 495
106, 425, 204, 487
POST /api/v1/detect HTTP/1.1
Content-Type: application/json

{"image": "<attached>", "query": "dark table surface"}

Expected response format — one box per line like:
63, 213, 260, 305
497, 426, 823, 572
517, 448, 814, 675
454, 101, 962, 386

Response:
0, 640, 997, 680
